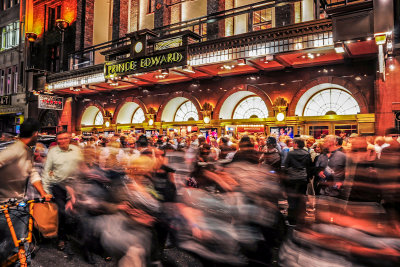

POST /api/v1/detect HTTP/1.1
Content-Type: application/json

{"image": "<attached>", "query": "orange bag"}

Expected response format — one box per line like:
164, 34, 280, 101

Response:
32, 202, 58, 238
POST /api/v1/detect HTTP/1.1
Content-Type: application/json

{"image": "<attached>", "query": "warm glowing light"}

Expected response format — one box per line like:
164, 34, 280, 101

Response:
276, 113, 285, 121
105, 121, 110, 127
187, 126, 192, 132
334, 42, 345, 53
203, 116, 210, 124
237, 59, 246, 66
148, 119, 154, 126
375, 34, 387, 45
25, 32, 37, 42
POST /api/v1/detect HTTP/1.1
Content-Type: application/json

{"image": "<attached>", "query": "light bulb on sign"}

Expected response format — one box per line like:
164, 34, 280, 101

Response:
204, 116, 210, 124
276, 113, 285, 122
105, 121, 110, 127
148, 119, 154, 126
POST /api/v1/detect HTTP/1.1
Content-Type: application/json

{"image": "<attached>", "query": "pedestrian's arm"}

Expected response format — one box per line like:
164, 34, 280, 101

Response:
284, 152, 291, 170
306, 154, 313, 180
42, 149, 54, 179
31, 180, 53, 201
0, 147, 18, 168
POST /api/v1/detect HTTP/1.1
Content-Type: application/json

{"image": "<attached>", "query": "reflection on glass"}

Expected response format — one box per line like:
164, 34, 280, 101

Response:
94, 111, 104, 125
233, 96, 268, 119
304, 89, 360, 116
175, 101, 199, 122
132, 108, 145, 123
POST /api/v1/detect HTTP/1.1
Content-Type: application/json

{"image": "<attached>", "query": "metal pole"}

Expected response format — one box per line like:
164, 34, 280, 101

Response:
60, 30, 65, 72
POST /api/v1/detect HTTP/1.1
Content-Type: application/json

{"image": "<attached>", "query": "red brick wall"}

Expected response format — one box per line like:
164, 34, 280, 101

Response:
59, 97, 73, 132
119, 0, 129, 37
375, 56, 400, 135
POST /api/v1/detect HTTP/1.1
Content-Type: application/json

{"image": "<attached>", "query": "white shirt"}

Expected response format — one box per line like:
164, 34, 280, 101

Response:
42, 145, 83, 193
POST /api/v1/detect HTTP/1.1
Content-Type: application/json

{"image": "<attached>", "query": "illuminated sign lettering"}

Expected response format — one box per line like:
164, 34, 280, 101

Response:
104, 49, 186, 79
38, 95, 64, 110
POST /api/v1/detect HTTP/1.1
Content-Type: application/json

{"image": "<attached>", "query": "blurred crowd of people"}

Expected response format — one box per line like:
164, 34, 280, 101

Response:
1, 120, 400, 266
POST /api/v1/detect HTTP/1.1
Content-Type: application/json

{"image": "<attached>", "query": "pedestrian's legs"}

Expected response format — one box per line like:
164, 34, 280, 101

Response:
286, 180, 307, 225
50, 184, 68, 248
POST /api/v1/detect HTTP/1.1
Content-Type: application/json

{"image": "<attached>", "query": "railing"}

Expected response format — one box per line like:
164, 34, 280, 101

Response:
153, 0, 301, 41
68, 0, 305, 71
320, 0, 370, 9
68, 37, 130, 71
66, 0, 372, 72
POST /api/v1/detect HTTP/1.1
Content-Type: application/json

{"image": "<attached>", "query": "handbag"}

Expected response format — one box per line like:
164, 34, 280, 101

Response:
32, 202, 59, 238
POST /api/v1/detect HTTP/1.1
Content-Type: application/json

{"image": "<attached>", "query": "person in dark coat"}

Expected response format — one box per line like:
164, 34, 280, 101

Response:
284, 138, 312, 225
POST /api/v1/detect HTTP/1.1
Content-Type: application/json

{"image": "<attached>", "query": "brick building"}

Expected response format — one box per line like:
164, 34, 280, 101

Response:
0, 0, 25, 135
26, 0, 400, 137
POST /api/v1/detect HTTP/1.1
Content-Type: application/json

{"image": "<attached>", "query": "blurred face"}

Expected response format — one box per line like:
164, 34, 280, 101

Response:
306, 141, 313, 148
259, 138, 266, 146
57, 133, 71, 150
314, 144, 321, 153
323, 136, 336, 150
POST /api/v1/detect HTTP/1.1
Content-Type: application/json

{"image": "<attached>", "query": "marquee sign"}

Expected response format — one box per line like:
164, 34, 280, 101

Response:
38, 95, 64, 110
104, 48, 187, 79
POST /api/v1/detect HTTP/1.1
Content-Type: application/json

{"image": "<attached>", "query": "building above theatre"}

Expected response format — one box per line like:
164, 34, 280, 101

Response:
25, 0, 399, 136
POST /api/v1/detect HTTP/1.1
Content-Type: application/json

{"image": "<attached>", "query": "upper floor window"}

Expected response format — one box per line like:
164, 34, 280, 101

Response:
1, 21, 19, 50
12, 65, 18, 94
252, 8, 272, 31
6, 68, 11, 95
0, 70, 4, 96
147, 0, 155, 14
47, 5, 61, 31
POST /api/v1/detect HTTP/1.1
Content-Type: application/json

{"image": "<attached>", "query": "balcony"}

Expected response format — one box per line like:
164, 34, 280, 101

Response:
68, 0, 312, 71
53, 0, 376, 91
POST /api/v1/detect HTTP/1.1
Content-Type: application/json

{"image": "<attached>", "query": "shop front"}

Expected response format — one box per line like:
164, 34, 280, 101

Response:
0, 103, 24, 135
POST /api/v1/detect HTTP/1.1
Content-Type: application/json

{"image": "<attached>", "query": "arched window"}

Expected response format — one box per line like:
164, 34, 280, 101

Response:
174, 101, 199, 122
131, 108, 145, 123
232, 96, 269, 119
303, 89, 360, 116
94, 111, 104, 125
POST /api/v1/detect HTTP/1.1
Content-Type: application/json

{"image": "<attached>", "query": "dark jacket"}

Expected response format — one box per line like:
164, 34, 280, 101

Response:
285, 149, 312, 181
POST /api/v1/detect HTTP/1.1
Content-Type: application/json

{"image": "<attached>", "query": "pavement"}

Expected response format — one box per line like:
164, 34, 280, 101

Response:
30, 239, 203, 267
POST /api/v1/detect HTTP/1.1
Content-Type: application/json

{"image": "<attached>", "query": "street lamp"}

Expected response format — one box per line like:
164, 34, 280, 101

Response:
55, 19, 69, 72
25, 32, 37, 69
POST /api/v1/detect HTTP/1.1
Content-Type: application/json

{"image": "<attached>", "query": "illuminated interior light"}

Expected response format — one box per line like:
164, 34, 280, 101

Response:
375, 34, 387, 45
183, 66, 195, 73
237, 59, 246, 66
276, 113, 285, 122
334, 42, 345, 53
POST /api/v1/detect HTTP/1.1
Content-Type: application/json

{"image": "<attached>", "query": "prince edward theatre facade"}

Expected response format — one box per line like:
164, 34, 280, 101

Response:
25, 0, 400, 137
